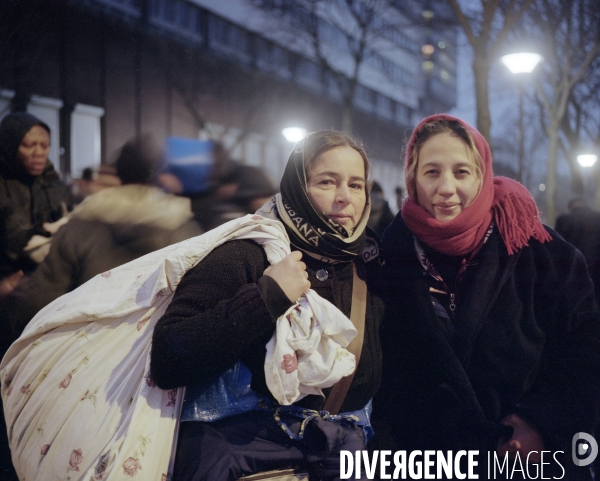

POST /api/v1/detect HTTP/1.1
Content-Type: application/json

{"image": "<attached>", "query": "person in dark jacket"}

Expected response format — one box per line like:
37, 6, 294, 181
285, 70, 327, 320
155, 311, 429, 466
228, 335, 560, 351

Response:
367, 181, 394, 237
5, 135, 203, 338
0, 112, 71, 280
201, 163, 279, 230
0, 112, 70, 481
371, 114, 600, 480
150, 130, 384, 481
555, 198, 600, 304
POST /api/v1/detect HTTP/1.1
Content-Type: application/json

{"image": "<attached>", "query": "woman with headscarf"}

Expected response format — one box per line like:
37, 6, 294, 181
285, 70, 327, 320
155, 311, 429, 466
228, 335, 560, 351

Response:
0, 112, 71, 280
0, 112, 71, 481
372, 114, 600, 479
150, 130, 384, 481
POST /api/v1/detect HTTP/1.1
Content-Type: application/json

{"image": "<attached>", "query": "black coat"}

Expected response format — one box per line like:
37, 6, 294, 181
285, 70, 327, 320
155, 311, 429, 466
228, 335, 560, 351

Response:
150, 239, 384, 414
0, 161, 70, 276
372, 215, 600, 479
0, 112, 71, 277
555, 206, 600, 304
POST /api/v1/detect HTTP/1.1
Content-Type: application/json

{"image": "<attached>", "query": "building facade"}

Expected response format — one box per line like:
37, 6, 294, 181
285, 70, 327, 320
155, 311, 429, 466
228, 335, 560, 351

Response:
0, 0, 457, 204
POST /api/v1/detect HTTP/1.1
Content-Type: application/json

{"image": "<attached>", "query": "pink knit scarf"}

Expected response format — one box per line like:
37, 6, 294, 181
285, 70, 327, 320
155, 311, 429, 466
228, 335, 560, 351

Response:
401, 114, 551, 257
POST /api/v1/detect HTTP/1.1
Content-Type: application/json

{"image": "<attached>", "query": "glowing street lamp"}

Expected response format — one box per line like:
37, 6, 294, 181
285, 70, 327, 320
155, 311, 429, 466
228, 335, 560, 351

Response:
501, 52, 543, 183
577, 154, 598, 204
500, 53, 543, 74
577, 154, 598, 167
282, 127, 307, 143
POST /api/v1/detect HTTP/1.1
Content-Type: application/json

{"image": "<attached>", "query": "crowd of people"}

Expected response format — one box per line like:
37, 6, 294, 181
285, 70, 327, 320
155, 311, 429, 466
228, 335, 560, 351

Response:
0, 110, 599, 481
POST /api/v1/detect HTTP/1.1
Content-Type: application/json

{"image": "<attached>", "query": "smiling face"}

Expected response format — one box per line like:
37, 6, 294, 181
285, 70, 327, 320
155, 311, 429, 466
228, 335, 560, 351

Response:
306, 145, 367, 232
18, 125, 50, 176
415, 132, 481, 222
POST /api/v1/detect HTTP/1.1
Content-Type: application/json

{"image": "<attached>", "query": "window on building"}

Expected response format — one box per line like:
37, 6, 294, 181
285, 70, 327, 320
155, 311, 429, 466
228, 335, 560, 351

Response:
394, 102, 411, 125
149, 0, 202, 41
295, 57, 322, 92
382, 28, 420, 54
368, 52, 416, 88
354, 84, 375, 112
256, 38, 291, 79
70, 104, 105, 179
208, 15, 251, 63
289, 2, 313, 29
324, 70, 344, 101
0, 89, 14, 122
318, 20, 351, 52
90, 0, 141, 17
376, 94, 393, 119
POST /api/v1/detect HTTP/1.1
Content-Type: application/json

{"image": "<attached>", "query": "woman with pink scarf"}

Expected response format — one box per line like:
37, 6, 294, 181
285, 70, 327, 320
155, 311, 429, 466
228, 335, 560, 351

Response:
372, 114, 600, 480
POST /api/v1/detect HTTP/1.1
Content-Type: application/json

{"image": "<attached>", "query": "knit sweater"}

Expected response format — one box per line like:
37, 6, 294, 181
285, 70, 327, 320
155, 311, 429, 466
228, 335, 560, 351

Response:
150, 239, 384, 413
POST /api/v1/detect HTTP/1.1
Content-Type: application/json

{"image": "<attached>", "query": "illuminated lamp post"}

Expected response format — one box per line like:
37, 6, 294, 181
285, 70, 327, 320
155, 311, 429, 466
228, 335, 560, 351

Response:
577, 153, 598, 204
281, 127, 307, 143
500, 52, 543, 183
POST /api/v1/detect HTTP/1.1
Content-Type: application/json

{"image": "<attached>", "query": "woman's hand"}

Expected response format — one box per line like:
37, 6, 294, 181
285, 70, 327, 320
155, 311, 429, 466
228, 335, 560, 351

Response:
262, 251, 310, 302
42, 215, 70, 235
497, 414, 545, 462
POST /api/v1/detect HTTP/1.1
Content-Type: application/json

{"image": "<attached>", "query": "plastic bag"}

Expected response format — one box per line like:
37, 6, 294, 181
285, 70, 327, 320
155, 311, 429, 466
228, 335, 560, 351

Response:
180, 361, 259, 422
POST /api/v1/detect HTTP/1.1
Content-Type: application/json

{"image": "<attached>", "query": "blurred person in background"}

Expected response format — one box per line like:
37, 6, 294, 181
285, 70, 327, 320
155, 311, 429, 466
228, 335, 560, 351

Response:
555, 198, 600, 304
70, 165, 122, 205
5, 134, 203, 339
202, 163, 278, 230
158, 141, 279, 231
395, 185, 404, 212
70, 166, 94, 204
367, 181, 394, 237
0, 112, 71, 286
180, 142, 239, 230
0, 111, 71, 481
95, 163, 121, 189
70, 166, 95, 205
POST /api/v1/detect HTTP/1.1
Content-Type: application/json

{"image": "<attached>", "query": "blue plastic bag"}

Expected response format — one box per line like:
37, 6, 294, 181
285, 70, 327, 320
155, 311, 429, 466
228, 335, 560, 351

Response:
180, 361, 259, 422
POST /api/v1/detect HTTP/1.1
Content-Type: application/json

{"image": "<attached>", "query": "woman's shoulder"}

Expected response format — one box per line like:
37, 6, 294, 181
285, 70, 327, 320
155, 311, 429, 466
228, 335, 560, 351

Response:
182, 238, 269, 282
380, 213, 410, 242
379, 215, 416, 263
204, 238, 268, 263
522, 224, 582, 259
507, 225, 590, 283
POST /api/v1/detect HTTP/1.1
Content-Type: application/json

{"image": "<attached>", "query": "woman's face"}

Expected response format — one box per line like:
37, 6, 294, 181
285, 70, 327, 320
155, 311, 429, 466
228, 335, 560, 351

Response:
415, 132, 480, 222
307, 145, 367, 232
18, 125, 50, 176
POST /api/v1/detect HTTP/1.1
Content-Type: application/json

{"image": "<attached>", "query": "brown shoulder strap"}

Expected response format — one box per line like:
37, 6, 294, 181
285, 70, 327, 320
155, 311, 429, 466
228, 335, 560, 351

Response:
322, 261, 367, 415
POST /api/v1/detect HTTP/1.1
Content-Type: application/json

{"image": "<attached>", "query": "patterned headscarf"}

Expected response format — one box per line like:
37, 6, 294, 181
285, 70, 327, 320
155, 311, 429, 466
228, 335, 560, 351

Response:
275, 132, 371, 264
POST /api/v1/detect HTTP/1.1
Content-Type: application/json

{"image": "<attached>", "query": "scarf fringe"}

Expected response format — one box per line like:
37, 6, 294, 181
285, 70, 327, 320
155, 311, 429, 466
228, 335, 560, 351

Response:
492, 191, 552, 256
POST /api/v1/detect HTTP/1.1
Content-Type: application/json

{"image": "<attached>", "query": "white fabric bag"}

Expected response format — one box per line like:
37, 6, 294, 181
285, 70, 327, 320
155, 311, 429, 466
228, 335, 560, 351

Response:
1, 214, 356, 480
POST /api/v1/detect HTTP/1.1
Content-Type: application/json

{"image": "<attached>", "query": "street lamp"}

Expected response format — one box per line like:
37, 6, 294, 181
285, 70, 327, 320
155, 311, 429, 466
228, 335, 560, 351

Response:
501, 52, 543, 183
577, 154, 598, 167
577, 153, 598, 205
281, 127, 307, 143
501, 53, 543, 74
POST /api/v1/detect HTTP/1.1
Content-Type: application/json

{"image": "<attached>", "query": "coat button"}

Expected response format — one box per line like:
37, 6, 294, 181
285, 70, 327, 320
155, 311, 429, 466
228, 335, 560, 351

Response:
316, 269, 328, 281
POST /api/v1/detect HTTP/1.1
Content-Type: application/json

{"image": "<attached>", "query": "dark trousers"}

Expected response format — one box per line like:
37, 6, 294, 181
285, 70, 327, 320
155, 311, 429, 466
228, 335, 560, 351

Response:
173, 410, 367, 481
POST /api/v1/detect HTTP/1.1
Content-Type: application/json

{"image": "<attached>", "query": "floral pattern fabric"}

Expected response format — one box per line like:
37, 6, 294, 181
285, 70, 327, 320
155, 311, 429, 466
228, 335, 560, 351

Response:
0, 214, 357, 480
